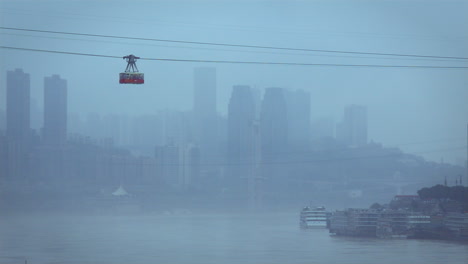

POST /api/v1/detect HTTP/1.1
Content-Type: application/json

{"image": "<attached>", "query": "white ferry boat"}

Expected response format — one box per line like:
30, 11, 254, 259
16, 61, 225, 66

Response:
300, 206, 328, 228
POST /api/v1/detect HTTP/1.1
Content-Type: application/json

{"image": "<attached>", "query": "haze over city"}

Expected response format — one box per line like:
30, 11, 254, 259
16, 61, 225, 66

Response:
0, 1, 468, 264
1, 0, 467, 163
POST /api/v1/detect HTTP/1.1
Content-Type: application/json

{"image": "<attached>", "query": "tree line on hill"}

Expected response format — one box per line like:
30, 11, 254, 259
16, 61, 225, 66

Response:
417, 184, 468, 210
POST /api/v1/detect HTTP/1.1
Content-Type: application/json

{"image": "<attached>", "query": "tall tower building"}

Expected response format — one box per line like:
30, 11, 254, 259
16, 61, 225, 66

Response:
43, 75, 67, 145
193, 67, 218, 158
285, 89, 311, 149
260, 87, 288, 158
5, 69, 31, 180
336, 105, 367, 147
227, 85, 256, 189
6, 68, 30, 142
260, 87, 288, 195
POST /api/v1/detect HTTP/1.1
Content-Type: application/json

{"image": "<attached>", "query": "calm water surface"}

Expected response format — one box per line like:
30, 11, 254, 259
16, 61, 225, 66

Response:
0, 212, 467, 264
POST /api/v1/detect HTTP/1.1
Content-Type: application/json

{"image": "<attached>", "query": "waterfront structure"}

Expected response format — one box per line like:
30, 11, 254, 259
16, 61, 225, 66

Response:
329, 209, 380, 237
6, 68, 30, 143
336, 105, 367, 147
376, 211, 410, 238
329, 208, 436, 238
43, 75, 67, 145
444, 213, 468, 240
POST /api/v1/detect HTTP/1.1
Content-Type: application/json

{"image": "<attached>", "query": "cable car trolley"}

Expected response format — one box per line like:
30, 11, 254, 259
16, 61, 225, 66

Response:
119, 54, 144, 84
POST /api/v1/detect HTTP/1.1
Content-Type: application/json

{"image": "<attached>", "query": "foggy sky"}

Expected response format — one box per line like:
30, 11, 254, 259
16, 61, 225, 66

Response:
0, 0, 467, 164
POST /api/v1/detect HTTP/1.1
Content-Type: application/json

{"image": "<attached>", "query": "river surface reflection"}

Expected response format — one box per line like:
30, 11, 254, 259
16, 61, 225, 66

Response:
0, 212, 467, 264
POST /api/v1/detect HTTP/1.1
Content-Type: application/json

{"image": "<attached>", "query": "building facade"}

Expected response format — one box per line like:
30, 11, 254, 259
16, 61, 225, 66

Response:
43, 74, 67, 145
227, 85, 256, 190
6, 68, 30, 143
260, 87, 288, 158
285, 89, 311, 149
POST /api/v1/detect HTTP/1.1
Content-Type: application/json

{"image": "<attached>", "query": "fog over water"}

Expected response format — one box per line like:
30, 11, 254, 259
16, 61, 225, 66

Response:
1, 1, 468, 264
1, 212, 468, 264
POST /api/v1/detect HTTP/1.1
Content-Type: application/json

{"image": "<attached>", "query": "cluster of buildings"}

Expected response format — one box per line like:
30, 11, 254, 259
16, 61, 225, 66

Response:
1, 66, 466, 213
0, 69, 165, 190
328, 195, 468, 241
9, 66, 454, 212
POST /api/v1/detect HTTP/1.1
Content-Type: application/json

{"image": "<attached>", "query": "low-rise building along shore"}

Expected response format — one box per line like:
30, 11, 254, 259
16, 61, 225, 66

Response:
329, 208, 468, 241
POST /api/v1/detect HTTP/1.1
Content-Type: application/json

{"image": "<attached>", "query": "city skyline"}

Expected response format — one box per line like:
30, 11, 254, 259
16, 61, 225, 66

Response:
2, 66, 467, 196
1, 1, 468, 166
0, 66, 466, 165
1, 2, 467, 263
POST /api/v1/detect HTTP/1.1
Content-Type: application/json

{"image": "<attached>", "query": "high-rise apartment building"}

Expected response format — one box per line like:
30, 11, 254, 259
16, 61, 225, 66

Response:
285, 89, 311, 149
227, 85, 256, 189
43, 75, 67, 145
227, 85, 256, 160
6, 68, 30, 142
260, 87, 288, 158
5, 69, 31, 180
260, 87, 288, 195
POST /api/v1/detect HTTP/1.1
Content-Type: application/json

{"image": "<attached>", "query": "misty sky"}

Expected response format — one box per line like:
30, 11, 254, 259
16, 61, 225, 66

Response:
0, 0, 467, 164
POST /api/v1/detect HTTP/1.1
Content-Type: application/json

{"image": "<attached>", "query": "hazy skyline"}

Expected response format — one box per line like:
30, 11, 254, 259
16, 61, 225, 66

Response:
0, 0, 467, 164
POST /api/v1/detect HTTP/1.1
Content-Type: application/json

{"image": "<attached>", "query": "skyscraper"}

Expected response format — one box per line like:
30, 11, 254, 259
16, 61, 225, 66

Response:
260, 87, 288, 158
285, 89, 311, 149
43, 74, 67, 145
6, 68, 30, 142
193, 67, 218, 159
336, 105, 367, 147
260, 87, 288, 195
227, 85, 256, 189
5, 69, 31, 180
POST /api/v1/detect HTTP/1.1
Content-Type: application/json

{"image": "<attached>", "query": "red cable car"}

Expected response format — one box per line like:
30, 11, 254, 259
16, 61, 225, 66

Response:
119, 54, 144, 84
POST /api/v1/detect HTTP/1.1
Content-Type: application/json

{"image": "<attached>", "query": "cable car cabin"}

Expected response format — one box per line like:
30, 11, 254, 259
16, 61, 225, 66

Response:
119, 72, 144, 84
120, 54, 144, 84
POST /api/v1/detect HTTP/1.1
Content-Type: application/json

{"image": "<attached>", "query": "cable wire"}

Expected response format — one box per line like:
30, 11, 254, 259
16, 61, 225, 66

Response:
1, 26, 468, 61
1, 46, 468, 69
3, 32, 462, 63
0, 46, 120, 59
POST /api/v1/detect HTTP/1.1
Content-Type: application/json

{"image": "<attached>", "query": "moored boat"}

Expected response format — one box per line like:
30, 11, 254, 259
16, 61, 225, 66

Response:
300, 206, 328, 229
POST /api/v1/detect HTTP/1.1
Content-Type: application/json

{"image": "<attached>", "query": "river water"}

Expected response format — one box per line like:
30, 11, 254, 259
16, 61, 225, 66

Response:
1, 212, 467, 264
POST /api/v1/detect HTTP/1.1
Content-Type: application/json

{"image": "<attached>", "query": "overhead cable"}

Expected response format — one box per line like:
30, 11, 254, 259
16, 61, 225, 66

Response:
1, 46, 468, 69
1, 26, 468, 61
